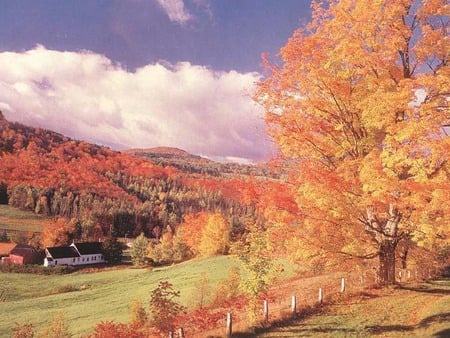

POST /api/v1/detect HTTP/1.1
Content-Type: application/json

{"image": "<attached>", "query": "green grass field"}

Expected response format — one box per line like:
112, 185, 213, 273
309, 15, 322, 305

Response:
0, 204, 48, 233
0, 256, 240, 337
256, 279, 450, 337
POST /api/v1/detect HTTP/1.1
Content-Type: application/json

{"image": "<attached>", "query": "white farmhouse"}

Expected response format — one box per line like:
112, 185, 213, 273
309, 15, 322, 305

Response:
44, 242, 105, 267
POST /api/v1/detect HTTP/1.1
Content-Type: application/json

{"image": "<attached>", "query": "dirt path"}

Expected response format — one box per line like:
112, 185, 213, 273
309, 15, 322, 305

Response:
253, 280, 450, 337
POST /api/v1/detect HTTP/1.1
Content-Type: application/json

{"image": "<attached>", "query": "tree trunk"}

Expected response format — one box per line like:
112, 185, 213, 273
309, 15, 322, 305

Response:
400, 247, 408, 269
379, 240, 397, 285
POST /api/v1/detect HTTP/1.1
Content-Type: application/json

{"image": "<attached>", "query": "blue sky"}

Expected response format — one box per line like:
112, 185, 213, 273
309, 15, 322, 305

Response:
0, 0, 312, 162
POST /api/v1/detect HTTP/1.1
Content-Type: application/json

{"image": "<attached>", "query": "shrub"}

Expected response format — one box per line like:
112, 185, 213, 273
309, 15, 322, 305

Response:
149, 281, 186, 334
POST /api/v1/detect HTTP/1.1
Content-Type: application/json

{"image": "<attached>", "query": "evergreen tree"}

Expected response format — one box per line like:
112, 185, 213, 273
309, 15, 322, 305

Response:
102, 235, 123, 264
131, 232, 148, 267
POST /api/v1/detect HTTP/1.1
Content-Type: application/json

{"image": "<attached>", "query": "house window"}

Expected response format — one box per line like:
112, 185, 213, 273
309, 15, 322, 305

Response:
55, 260, 58, 265
82, 258, 85, 262
73, 258, 75, 262
87, 257, 89, 262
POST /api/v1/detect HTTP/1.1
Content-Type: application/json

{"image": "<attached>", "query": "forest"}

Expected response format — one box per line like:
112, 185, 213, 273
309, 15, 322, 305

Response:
0, 113, 274, 244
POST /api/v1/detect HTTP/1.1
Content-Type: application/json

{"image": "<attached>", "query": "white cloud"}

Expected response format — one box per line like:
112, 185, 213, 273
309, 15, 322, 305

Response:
0, 46, 272, 162
155, 0, 193, 24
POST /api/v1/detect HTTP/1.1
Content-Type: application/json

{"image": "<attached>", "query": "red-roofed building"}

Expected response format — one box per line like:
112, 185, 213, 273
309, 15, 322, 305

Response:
6, 244, 41, 265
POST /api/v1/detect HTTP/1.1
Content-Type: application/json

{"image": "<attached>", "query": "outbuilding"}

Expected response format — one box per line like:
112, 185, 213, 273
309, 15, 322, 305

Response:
44, 242, 105, 267
7, 244, 41, 265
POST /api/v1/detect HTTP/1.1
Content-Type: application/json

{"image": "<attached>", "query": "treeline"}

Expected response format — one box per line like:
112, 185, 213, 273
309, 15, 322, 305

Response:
7, 181, 255, 239
0, 118, 260, 240
127, 149, 282, 178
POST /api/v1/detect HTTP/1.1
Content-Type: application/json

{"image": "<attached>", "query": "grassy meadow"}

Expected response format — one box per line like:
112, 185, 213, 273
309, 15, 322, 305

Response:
256, 279, 450, 338
0, 255, 241, 337
0, 204, 48, 234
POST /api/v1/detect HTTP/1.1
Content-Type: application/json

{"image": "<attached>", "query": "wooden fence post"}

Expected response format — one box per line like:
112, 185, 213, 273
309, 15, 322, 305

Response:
340, 277, 345, 293
318, 288, 323, 304
226, 312, 232, 338
291, 295, 297, 316
263, 299, 269, 323
178, 328, 185, 338
168, 331, 174, 338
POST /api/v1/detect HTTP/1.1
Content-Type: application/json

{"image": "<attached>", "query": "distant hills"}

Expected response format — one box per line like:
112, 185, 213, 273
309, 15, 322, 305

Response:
126, 146, 209, 160
125, 147, 280, 178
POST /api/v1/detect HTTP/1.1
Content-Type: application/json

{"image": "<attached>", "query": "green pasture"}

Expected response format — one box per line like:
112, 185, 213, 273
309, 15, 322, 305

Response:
0, 204, 47, 233
257, 279, 450, 337
0, 256, 241, 337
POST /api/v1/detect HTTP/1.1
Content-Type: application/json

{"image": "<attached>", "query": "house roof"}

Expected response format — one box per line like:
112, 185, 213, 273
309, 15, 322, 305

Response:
72, 242, 103, 255
0, 242, 17, 255
10, 244, 37, 256
46, 246, 80, 259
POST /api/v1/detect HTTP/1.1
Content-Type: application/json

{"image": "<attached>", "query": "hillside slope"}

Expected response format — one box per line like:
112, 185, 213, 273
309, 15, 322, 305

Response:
125, 146, 280, 178
0, 116, 261, 240
255, 280, 450, 338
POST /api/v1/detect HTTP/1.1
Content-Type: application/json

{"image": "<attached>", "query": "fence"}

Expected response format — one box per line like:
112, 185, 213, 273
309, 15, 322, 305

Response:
168, 267, 425, 337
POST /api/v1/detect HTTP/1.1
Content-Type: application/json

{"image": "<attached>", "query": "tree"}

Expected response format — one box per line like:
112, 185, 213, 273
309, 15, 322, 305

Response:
101, 235, 123, 264
190, 272, 211, 309
129, 299, 147, 326
36, 312, 71, 338
88, 321, 145, 338
11, 322, 34, 338
131, 232, 149, 267
212, 266, 242, 305
40, 218, 75, 248
179, 212, 209, 255
148, 281, 186, 334
198, 213, 230, 257
256, 0, 449, 285
234, 222, 278, 324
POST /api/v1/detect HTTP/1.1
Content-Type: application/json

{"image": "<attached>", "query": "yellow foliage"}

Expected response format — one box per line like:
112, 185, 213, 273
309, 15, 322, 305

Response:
256, 0, 450, 272
198, 213, 230, 257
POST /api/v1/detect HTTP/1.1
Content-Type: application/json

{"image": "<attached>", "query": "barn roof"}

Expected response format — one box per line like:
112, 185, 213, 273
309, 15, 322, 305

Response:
72, 242, 103, 255
0, 242, 17, 255
10, 244, 37, 256
46, 246, 80, 259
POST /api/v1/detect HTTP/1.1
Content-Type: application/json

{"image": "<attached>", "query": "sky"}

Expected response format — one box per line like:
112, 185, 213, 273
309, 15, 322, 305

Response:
0, 0, 312, 163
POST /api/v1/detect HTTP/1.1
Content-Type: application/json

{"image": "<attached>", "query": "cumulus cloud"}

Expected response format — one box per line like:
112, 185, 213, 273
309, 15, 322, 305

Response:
0, 46, 272, 162
155, 0, 193, 24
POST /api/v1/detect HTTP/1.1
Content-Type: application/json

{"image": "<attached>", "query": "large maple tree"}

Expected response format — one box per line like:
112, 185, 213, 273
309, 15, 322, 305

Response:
256, 0, 449, 285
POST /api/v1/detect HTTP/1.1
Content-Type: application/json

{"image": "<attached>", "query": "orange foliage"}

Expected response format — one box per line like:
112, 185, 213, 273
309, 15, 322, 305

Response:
41, 218, 76, 247
88, 321, 146, 338
178, 212, 208, 251
256, 0, 449, 284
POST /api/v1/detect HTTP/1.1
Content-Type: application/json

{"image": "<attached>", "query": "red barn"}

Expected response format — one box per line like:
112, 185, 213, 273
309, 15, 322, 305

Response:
8, 244, 41, 265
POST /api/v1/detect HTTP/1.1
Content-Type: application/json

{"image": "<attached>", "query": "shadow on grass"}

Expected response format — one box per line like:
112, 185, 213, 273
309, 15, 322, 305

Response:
368, 312, 450, 335
398, 279, 450, 296
434, 328, 450, 337
231, 304, 325, 337
231, 282, 450, 338
231, 291, 381, 337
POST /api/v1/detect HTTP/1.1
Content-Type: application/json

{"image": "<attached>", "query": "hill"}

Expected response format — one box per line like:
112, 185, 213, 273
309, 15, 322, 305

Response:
126, 146, 207, 159
0, 256, 241, 337
256, 280, 450, 337
125, 146, 281, 178
0, 116, 265, 241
